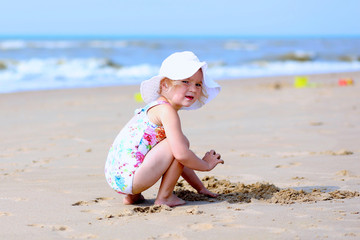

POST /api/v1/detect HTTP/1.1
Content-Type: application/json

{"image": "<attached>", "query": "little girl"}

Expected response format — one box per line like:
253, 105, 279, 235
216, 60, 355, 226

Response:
105, 51, 224, 207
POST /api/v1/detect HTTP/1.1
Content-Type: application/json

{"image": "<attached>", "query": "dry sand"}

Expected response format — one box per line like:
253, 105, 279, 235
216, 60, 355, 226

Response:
1, 71, 360, 239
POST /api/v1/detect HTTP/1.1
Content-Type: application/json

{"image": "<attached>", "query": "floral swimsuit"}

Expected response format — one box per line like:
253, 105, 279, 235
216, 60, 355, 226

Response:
105, 100, 168, 194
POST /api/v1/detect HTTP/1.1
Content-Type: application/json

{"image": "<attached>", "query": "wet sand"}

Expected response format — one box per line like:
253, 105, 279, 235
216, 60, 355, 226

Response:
1, 71, 359, 239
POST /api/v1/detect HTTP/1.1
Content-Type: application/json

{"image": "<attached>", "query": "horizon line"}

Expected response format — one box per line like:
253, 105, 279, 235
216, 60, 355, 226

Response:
1, 34, 360, 40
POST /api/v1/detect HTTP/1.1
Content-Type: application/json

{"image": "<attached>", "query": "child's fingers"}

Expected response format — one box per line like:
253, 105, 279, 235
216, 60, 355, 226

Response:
209, 150, 220, 158
216, 157, 224, 164
204, 150, 224, 166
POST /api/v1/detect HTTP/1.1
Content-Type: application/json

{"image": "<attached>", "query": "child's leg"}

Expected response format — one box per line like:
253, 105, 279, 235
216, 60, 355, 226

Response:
181, 167, 218, 197
155, 158, 185, 206
132, 139, 185, 206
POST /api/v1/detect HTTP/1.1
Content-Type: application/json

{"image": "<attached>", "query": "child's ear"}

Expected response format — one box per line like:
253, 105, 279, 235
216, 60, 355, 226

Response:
161, 81, 168, 90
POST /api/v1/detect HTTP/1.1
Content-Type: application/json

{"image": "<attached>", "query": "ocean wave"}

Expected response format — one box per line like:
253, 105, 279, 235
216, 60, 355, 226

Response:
223, 40, 258, 51
209, 61, 360, 79
0, 39, 163, 50
338, 55, 360, 62
1, 57, 360, 93
0, 58, 159, 93
276, 50, 316, 61
0, 58, 157, 79
0, 40, 28, 50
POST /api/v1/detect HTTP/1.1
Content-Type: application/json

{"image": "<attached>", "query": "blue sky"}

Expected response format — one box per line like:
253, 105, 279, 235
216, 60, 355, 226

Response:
1, 0, 359, 37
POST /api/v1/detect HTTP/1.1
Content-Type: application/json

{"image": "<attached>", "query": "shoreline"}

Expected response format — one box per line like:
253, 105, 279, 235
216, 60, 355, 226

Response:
1, 71, 359, 239
1, 70, 359, 96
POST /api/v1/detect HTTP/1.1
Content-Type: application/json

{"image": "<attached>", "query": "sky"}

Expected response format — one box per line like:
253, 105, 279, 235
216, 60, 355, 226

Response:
0, 0, 359, 37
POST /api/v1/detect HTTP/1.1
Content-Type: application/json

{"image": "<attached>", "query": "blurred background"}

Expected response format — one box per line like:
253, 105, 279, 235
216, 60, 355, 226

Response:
1, 0, 360, 93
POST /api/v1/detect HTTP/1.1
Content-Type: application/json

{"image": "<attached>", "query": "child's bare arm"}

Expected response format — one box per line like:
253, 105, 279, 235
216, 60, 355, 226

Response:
159, 104, 224, 171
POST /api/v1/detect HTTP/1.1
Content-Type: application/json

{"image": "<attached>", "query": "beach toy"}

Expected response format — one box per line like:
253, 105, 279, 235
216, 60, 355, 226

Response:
134, 92, 143, 102
294, 76, 308, 88
338, 78, 353, 86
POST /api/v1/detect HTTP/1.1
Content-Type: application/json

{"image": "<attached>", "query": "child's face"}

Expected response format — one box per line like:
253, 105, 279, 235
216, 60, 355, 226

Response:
165, 69, 203, 110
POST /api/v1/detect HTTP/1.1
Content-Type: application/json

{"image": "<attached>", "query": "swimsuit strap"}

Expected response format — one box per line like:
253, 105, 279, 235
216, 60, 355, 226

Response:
156, 100, 170, 106
144, 100, 170, 111
135, 100, 170, 114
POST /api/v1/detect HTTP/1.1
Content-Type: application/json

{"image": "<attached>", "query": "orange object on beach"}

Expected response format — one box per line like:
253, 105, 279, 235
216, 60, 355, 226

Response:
338, 78, 354, 86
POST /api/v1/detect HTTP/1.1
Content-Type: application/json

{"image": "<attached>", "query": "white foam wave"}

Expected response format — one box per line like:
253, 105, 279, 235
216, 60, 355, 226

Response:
208, 61, 360, 79
0, 39, 151, 50
1, 58, 360, 93
0, 58, 159, 93
0, 40, 28, 50
223, 40, 258, 51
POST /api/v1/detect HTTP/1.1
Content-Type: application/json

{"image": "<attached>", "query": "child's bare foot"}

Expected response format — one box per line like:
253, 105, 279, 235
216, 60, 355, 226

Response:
123, 193, 145, 205
155, 194, 186, 207
198, 188, 218, 198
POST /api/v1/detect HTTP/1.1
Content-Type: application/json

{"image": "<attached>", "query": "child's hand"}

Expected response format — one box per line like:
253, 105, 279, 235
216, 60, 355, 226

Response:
202, 150, 224, 171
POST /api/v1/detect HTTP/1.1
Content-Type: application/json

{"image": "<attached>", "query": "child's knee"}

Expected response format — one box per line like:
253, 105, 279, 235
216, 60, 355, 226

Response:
184, 136, 190, 148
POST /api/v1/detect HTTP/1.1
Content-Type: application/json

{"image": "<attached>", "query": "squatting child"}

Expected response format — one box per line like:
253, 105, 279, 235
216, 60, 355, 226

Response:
105, 51, 224, 207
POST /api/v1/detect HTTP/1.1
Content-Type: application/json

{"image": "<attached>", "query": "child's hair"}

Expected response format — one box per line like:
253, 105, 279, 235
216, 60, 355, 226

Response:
159, 77, 208, 105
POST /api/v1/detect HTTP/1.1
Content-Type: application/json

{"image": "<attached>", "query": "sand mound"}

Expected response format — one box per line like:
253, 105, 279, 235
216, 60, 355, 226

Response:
72, 197, 114, 206
269, 189, 360, 204
174, 176, 360, 204
132, 205, 172, 213
85, 176, 360, 219
175, 176, 279, 203
97, 205, 173, 219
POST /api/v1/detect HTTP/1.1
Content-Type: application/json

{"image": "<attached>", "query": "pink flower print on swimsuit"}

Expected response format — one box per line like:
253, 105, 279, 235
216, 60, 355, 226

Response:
134, 150, 145, 168
134, 125, 166, 168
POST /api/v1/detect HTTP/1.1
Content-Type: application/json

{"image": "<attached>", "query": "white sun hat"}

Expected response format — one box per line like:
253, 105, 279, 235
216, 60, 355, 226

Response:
140, 51, 221, 110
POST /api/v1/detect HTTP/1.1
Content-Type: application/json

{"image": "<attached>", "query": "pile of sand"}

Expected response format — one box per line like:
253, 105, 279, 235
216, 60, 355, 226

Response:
132, 205, 172, 213
72, 197, 113, 206
174, 176, 360, 205
97, 205, 173, 220
269, 188, 360, 204
77, 176, 360, 218
175, 176, 279, 203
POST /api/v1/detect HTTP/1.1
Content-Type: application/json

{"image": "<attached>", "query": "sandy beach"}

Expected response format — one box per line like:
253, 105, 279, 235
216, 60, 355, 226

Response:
1, 71, 359, 239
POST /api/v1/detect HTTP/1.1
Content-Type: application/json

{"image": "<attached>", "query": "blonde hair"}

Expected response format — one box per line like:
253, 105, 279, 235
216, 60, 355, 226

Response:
159, 77, 208, 105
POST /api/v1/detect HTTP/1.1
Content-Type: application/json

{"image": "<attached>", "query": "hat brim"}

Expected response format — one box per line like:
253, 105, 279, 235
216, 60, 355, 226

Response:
140, 65, 221, 110
140, 75, 164, 104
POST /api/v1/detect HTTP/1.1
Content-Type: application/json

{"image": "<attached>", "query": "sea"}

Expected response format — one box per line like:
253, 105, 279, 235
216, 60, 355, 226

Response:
1, 36, 360, 93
